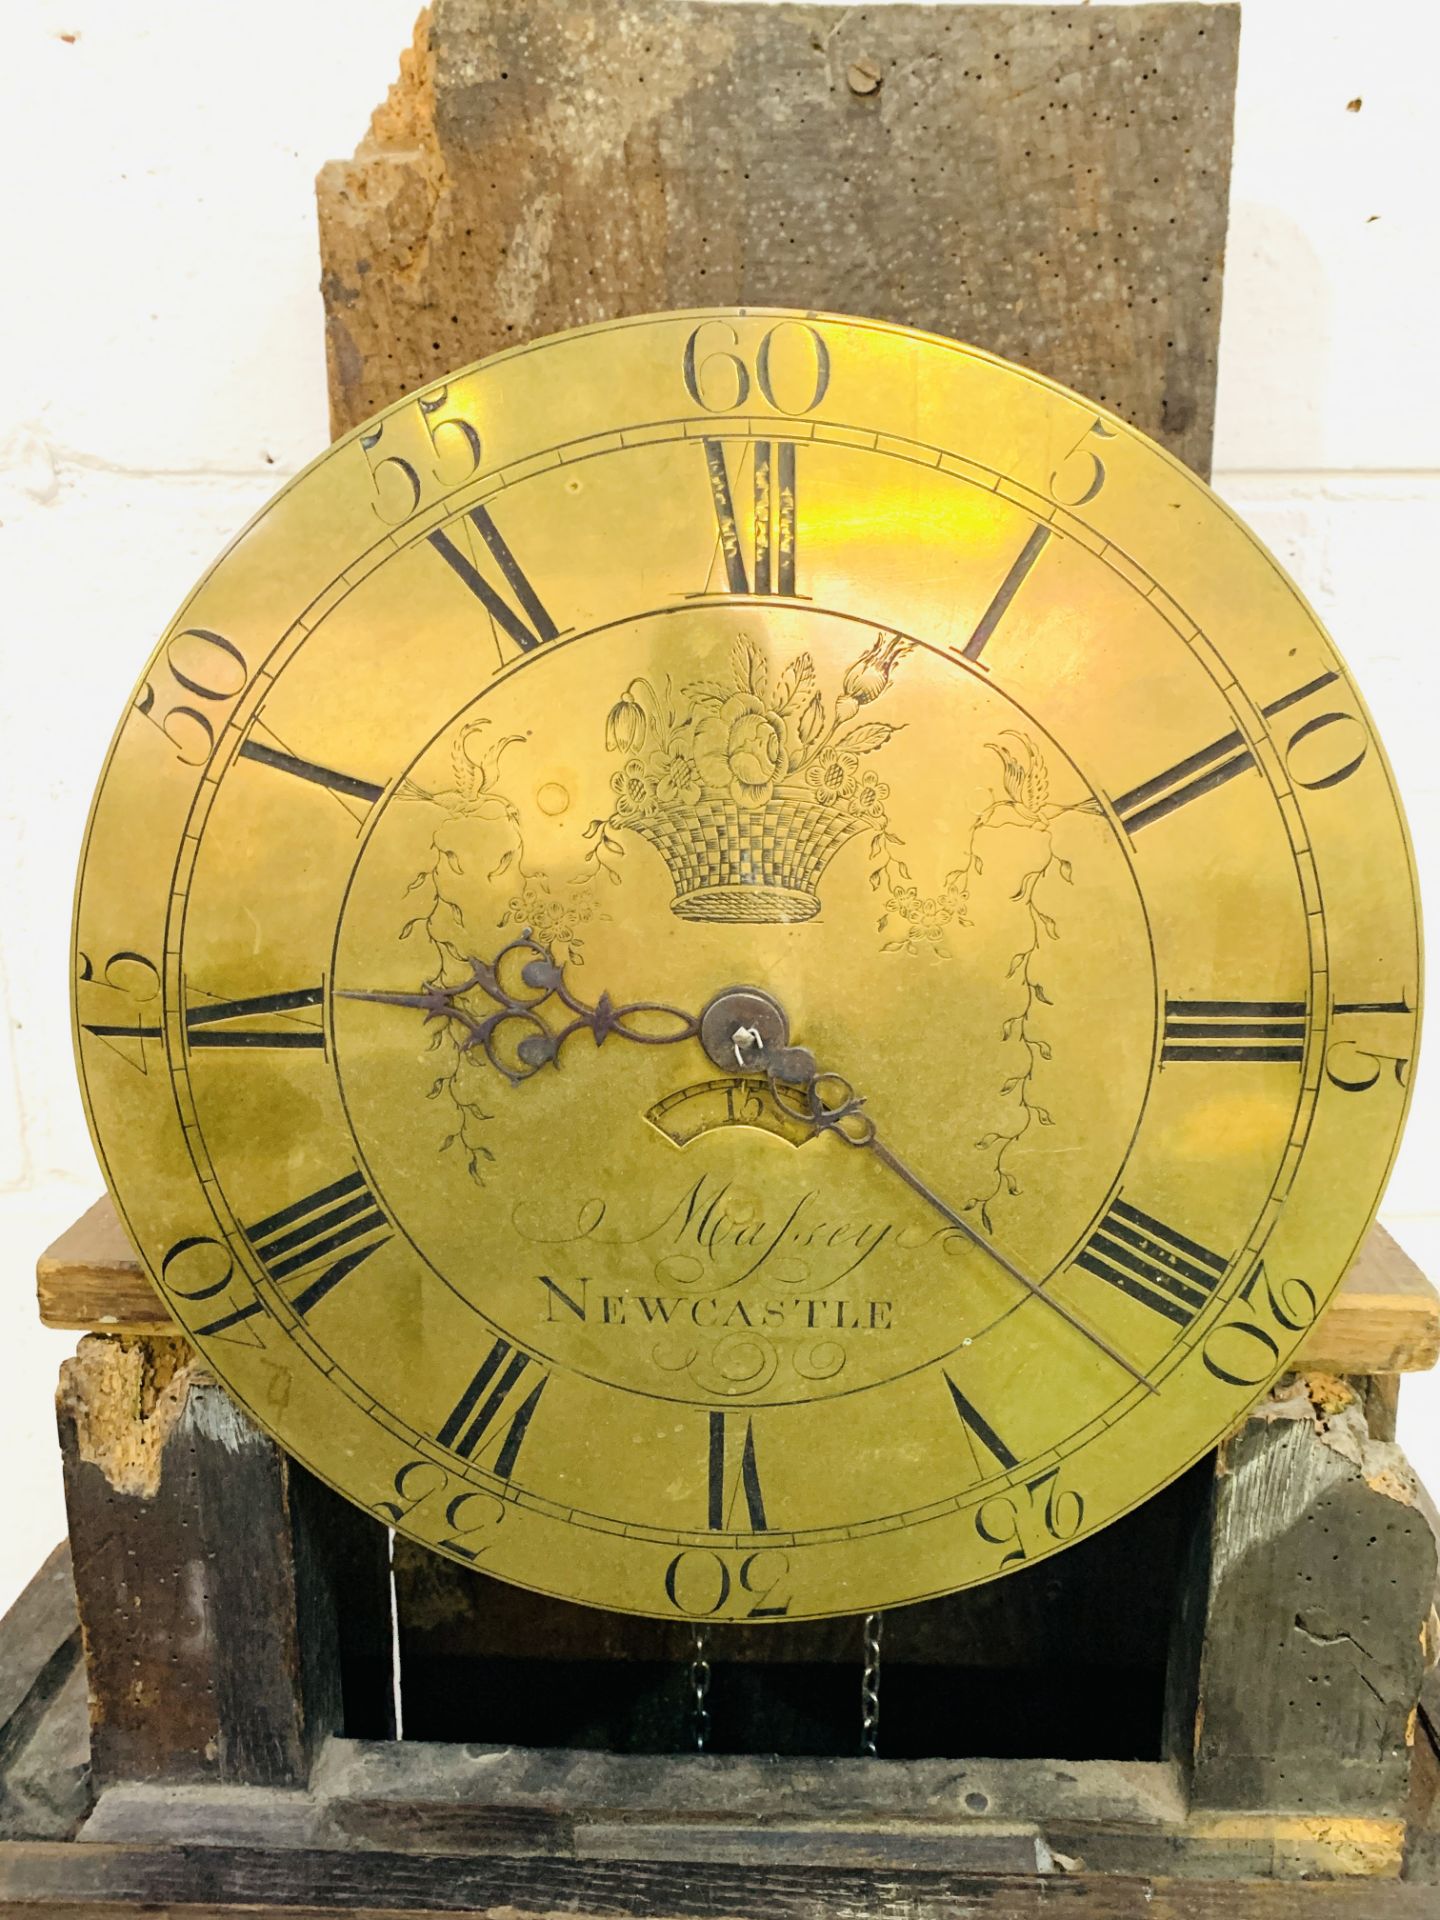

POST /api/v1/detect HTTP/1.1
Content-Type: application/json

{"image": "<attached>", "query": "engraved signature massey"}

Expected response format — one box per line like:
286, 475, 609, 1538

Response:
512, 1172, 960, 1300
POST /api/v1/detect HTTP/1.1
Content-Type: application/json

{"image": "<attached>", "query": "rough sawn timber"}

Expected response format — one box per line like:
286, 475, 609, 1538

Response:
316, 1, 1238, 479
3, 1836, 1440, 1915
1187, 1375, 1439, 1815
55, 1338, 393, 1790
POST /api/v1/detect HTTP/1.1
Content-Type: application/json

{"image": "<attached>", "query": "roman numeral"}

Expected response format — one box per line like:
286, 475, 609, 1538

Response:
707, 1411, 768, 1531
185, 986, 325, 1052
438, 1338, 548, 1477
1074, 1198, 1229, 1328
237, 739, 385, 806
959, 524, 1053, 663
1110, 729, 1257, 835
702, 438, 799, 596
1162, 998, 1307, 1064
943, 1375, 1019, 1475
427, 504, 559, 655
1261, 669, 1339, 721
197, 1171, 390, 1335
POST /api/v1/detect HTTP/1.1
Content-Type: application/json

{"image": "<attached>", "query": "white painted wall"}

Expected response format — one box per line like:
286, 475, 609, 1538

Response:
0, 0, 1436, 1616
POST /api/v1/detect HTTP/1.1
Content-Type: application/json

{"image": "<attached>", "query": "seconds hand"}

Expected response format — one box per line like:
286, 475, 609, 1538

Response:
339, 936, 1154, 1394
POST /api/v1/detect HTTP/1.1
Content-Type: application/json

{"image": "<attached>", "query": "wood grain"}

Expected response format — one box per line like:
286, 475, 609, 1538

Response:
0, 1544, 89, 1842
1189, 1388, 1439, 1816
316, 1, 1239, 480
38, 1196, 1440, 1374
56, 1338, 392, 1789
1, 1837, 1438, 1915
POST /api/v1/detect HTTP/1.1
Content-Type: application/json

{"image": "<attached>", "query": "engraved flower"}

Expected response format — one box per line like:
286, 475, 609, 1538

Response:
610, 757, 653, 817
694, 693, 788, 808
652, 748, 703, 809
605, 691, 647, 755
797, 690, 825, 746
804, 748, 859, 807
852, 770, 890, 824
836, 632, 911, 721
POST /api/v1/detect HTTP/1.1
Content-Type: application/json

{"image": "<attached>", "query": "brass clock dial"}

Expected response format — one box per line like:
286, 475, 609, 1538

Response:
74, 310, 1420, 1622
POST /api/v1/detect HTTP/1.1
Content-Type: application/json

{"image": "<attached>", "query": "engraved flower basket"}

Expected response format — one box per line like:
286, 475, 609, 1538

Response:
622, 790, 864, 922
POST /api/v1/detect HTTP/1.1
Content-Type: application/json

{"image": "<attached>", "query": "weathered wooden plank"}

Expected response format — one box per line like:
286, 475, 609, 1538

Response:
80, 1739, 1184, 1847
1405, 1709, 1440, 1883
56, 1337, 392, 1789
40, 1198, 1438, 1373
36, 1198, 171, 1334
72, 1730, 1420, 1879
317, 1, 1238, 479
0, 1545, 75, 1738
1303, 1229, 1440, 1375
0, 1663, 91, 1843
2, 1837, 1439, 1916
0, 1544, 90, 1841
1189, 1378, 1440, 1815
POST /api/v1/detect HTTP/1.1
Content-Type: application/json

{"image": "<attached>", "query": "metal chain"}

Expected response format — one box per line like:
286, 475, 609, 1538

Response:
861, 1610, 883, 1756
690, 1626, 712, 1753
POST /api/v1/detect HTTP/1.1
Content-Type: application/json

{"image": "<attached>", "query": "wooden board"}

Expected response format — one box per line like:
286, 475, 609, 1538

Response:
0, 1512, 1433, 1908
0, 1544, 89, 1842
1188, 1389, 1438, 1815
317, 0, 1239, 480
55, 1339, 393, 1789
1, 1836, 1438, 1916
38, 1195, 1440, 1375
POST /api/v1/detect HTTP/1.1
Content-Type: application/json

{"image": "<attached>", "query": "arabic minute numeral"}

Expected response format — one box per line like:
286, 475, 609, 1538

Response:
360, 382, 484, 524
77, 949, 162, 1071
374, 1460, 505, 1564
1260, 669, 1369, 790
1048, 415, 1117, 507
1201, 1257, 1318, 1387
135, 628, 249, 768
682, 318, 831, 415
663, 1547, 792, 1619
975, 1467, 1085, 1569
1325, 994, 1414, 1094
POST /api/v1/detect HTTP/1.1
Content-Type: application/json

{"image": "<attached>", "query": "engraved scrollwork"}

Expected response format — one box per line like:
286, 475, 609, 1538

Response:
652, 1331, 783, 1399
391, 720, 599, 1182
793, 1339, 847, 1381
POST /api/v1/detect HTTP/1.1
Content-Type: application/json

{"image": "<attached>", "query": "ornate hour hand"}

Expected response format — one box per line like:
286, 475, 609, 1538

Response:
339, 931, 703, 1084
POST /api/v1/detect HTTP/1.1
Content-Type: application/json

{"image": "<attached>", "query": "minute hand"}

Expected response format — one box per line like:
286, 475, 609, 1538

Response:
761, 1058, 1155, 1395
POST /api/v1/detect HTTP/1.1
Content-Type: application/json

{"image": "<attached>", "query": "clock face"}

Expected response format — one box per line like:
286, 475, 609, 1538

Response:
74, 310, 1420, 1621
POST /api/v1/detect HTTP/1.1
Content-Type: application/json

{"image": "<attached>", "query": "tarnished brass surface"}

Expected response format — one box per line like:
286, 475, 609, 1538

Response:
73, 311, 1420, 1619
